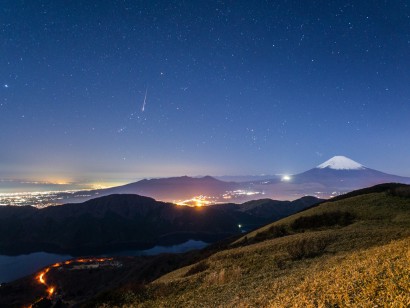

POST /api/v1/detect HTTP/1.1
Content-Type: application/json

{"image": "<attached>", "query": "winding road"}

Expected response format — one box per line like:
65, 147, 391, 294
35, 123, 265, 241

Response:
32, 257, 113, 306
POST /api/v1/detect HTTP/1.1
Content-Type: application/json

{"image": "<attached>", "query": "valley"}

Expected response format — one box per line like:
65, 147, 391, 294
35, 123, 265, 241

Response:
0, 183, 409, 307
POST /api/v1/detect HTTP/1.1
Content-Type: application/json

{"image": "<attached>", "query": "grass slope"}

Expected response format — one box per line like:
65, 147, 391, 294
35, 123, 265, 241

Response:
91, 189, 410, 307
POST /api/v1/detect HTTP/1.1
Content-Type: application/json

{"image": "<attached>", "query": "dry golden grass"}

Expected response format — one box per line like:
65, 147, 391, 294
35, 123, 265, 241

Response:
94, 192, 410, 308
267, 237, 410, 307
237, 192, 410, 244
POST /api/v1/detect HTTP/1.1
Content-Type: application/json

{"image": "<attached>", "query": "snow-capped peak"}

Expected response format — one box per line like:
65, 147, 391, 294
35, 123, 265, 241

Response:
317, 156, 365, 170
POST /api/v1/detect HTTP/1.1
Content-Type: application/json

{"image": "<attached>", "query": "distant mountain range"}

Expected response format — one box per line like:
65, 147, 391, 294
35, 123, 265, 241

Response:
55, 156, 410, 204
0, 194, 321, 255
104, 175, 238, 201
57, 176, 239, 204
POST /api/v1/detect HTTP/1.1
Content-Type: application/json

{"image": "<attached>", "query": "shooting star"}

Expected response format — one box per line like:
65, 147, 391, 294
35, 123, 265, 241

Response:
141, 87, 148, 112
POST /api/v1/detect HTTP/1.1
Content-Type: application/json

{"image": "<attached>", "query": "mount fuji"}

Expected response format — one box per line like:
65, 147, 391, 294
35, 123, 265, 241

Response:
294, 156, 410, 186
316, 156, 365, 170
251, 156, 410, 199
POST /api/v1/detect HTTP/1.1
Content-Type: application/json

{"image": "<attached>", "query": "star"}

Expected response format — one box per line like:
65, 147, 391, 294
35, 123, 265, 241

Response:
4, 84, 9, 88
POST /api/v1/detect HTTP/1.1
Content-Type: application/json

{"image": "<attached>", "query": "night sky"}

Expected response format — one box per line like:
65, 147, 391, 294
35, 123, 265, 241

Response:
1, 1, 410, 189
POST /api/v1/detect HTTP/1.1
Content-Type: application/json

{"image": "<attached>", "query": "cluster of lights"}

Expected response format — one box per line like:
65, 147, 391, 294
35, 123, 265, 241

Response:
175, 190, 267, 206
176, 195, 215, 207
0, 190, 94, 208
0, 190, 76, 207
222, 190, 264, 199
34, 257, 116, 304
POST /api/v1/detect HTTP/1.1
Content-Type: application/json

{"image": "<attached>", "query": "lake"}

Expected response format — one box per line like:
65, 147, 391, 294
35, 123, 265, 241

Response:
0, 239, 208, 283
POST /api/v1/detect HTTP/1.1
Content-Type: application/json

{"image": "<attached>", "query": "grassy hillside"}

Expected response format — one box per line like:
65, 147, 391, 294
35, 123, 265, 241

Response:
91, 189, 410, 307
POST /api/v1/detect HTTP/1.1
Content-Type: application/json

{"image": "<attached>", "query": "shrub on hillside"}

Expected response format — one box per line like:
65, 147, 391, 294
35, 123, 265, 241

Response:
291, 211, 354, 230
184, 261, 209, 277
253, 225, 288, 242
388, 186, 410, 198
205, 265, 242, 285
286, 237, 330, 260
89, 284, 148, 307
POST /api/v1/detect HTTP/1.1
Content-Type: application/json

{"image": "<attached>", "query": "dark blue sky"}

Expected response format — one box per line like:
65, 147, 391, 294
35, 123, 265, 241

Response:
1, 1, 410, 187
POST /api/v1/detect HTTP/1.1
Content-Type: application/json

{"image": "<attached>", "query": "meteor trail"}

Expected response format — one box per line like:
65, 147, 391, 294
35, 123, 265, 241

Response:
141, 87, 148, 112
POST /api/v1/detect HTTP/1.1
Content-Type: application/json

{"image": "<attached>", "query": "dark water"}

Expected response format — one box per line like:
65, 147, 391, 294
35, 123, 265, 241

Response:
0, 252, 72, 284
99, 239, 208, 257
0, 240, 208, 283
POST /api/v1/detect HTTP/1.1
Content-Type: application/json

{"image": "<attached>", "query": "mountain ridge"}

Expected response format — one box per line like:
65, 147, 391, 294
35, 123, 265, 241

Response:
4, 157, 410, 206
0, 194, 321, 255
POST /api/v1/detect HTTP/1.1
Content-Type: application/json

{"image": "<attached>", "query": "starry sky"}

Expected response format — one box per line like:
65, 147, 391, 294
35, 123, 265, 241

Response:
1, 1, 410, 190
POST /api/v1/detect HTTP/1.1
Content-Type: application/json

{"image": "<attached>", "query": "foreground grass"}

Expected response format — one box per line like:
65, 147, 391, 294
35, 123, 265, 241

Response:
268, 237, 410, 307
93, 192, 410, 307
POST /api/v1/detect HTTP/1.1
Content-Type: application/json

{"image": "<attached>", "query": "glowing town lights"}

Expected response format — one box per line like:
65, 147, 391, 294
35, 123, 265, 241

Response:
32, 257, 118, 306
176, 195, 212, 207
75, 257, 113, 263
281, 175, 291, 181
47, 287, 55, 296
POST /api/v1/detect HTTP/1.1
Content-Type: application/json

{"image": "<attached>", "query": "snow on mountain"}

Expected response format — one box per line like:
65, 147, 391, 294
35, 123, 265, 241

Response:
317, 156, 365, 170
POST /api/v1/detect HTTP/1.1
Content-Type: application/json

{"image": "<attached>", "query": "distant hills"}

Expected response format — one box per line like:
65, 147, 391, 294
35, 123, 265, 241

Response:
54, 156, 410, 205
0, 194, 321, 255
59, 175, 239, 204
103, 175, 238, 201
